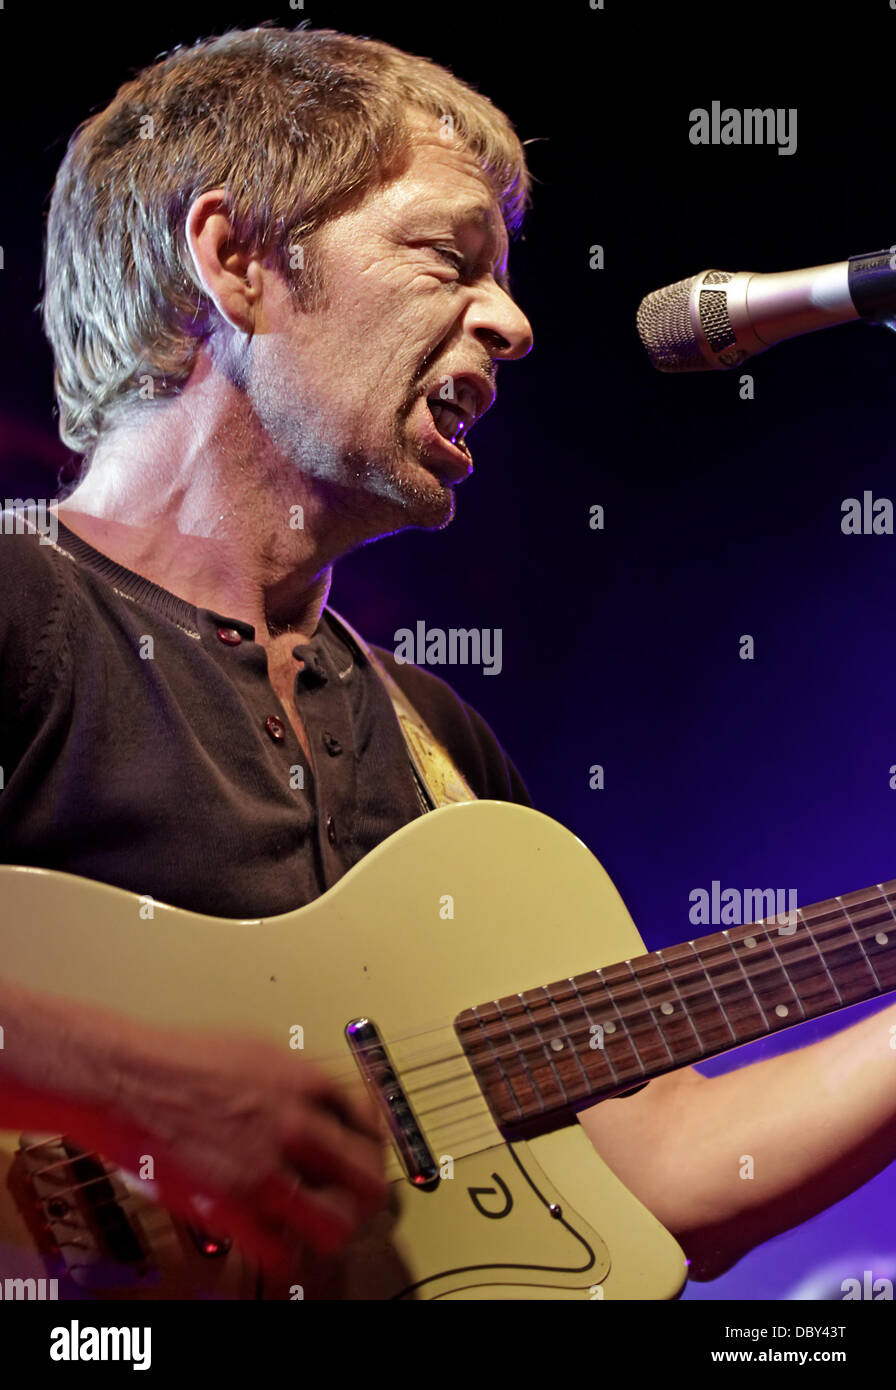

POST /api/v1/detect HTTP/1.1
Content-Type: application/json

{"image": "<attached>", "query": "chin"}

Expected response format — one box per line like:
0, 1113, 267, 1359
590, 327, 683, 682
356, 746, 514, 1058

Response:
372, 462, 457, 532
385, 490, 455, 535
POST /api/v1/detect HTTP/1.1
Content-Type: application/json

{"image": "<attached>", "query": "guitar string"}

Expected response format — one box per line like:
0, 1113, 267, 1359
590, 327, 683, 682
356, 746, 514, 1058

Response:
14, 1147, 150, 1220
310, 964, 895, 1147
31, 944, 896, 1198
34, 897, 896, 1185
382, 893, 896, 1144
417, 914, 894, 1090
317, 903, 896, 1098
447, 905, 896, 1071
312, 890, 896, 1080
310, 914, 895, 1122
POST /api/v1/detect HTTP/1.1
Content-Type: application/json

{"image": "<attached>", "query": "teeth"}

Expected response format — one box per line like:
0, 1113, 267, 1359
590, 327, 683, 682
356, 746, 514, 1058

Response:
428, 400, 467, 446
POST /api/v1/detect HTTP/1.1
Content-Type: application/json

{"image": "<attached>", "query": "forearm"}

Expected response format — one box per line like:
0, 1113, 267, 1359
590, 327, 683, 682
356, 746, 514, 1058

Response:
0, 974, 141, 1141
632, 1000, 896, 1278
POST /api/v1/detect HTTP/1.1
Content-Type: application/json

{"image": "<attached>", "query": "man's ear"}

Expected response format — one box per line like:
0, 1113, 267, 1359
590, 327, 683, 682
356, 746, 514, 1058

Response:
185, 189, 263, 333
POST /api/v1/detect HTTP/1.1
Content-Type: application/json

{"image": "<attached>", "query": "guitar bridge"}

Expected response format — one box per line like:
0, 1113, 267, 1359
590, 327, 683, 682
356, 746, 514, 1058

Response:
346, 1018, 438, 1188
11, 1134, 159, 1292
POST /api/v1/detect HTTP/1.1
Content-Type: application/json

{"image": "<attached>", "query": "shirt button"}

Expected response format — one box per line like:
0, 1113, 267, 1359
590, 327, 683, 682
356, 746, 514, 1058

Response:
265, 715, 286, 742
217, 626, 242, 646
298, 654, 328, 688
326, 815, 337, 845
322, 732, 343, 756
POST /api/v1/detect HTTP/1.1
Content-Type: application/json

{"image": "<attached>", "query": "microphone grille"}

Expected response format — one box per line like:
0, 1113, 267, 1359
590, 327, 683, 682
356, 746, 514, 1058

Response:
636, 274, 704, 371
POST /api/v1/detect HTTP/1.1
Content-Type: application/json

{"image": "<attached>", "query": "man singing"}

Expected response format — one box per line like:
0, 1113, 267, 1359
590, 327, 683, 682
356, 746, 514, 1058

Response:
1, 25, 894, 1294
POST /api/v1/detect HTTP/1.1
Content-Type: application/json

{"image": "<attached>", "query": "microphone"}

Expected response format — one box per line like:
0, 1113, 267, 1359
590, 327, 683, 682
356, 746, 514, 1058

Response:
636, 247, 896, 372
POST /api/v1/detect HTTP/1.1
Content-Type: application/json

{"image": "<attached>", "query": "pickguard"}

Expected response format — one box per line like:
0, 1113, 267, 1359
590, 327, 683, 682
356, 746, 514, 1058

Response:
340, 1140, 611, 1300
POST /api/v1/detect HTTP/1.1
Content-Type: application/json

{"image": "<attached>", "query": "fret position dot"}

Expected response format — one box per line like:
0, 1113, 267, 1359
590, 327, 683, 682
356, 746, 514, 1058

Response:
604, 1020, 616, 1033
876, 932, 889, 946
775, 1004, 789, 1017
660, 1002, 674, 1015
550, 1038, 564, 1052
744, 936, 757, 948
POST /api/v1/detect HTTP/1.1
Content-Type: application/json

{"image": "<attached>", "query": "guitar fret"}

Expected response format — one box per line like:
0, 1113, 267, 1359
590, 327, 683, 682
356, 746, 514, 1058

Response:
544, 976, 619, 1093
872, 886, 896, 993
876, 883, 896, 922
593, 963, 650, 1080
796, 906, 844, 1009
496, 997, 548, 1114
567, 974, 623, 1090
564, 965, 646, 1087
717, 929, 773, 1031
839, 889, 896, 989
836, 894, 883, 994
684, 939, 738, 1048
729, 923, 803, 1025
635, 945, 721, 1062
513, 984, 585, 1102
655, 947, 702, 1046
624, 957, 676, 1067
517, 991, 570, 1109
539, 985, 592, 1096
690, 936, 764, 1039
798, 899, 882, 1006
455, 874, 896, 1137
762, 920, 807, 1023
468, 1002, 524, 1124
843, 889, 896, 992
619, 950, 694, 1067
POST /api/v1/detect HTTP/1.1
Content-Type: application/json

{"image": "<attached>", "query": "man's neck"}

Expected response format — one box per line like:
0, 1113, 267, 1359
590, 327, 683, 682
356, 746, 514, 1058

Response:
50, 366, 379, 643
53, 497, 333, 647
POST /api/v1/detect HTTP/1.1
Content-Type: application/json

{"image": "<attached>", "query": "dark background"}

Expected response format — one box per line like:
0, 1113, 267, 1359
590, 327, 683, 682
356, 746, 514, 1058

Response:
3, 0, 896, 1300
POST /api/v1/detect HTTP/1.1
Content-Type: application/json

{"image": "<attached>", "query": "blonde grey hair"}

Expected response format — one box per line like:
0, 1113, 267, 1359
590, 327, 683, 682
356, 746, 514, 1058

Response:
41, 25, 532, 464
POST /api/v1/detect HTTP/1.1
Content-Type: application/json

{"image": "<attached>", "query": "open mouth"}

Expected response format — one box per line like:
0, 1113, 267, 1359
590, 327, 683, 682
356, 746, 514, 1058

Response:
409, 390, 478, 485
426, 398, 471, 450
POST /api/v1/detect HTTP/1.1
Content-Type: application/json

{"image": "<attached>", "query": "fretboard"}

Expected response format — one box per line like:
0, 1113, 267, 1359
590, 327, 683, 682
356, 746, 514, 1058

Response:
455, 878, 896, 1136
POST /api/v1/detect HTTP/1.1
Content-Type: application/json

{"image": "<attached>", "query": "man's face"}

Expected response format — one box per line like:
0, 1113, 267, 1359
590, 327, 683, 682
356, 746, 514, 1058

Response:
247, 115, 533, 535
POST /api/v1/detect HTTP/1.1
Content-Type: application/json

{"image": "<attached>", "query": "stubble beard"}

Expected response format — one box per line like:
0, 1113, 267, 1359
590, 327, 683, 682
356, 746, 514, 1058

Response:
253, 368, 455, 539
351, 402, 456, 532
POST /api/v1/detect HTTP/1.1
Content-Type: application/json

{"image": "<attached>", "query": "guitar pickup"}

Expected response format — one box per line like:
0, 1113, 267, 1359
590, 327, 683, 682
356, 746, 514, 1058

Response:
345, 1018, 438, 1188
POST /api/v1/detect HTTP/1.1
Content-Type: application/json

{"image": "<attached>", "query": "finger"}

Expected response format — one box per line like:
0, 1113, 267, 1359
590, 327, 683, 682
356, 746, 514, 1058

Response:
299, 1072, 384, 1143
283, 1111, 388, 1214
256, 1173, 359, 1255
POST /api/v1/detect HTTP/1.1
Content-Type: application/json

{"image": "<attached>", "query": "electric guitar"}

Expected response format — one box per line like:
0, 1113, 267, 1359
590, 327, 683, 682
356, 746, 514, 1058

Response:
1, 800, 893, 1299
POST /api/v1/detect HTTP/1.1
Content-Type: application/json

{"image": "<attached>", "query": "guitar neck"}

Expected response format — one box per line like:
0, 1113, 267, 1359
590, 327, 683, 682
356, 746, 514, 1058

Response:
456, 877, 896, 1136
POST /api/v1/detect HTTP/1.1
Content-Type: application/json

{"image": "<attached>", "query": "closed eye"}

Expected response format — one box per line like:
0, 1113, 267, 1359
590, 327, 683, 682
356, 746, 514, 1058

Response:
432, 245, 466, 272
429, 243, 511, 295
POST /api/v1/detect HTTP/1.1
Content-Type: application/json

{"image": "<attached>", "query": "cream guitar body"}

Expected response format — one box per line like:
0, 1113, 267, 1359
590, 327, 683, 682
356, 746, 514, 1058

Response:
0, 801, 688, 1300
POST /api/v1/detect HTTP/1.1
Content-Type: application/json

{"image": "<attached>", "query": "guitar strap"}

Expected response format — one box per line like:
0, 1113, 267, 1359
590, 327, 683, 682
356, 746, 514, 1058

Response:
325, 607, 477, 811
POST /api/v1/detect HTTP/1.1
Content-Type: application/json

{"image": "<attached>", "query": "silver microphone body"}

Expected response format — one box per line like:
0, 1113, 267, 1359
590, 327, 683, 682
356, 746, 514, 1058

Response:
637, 249, 896, 372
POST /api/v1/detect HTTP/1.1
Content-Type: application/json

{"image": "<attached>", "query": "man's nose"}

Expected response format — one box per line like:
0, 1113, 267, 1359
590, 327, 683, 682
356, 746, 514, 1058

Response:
466, 288, 534, 362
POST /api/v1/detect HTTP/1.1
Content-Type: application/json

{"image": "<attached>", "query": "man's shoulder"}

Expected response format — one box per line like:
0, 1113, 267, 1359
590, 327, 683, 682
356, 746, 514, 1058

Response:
0, 512, 71, 610
369, 643, 532, 807
0, 513, 78, 713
